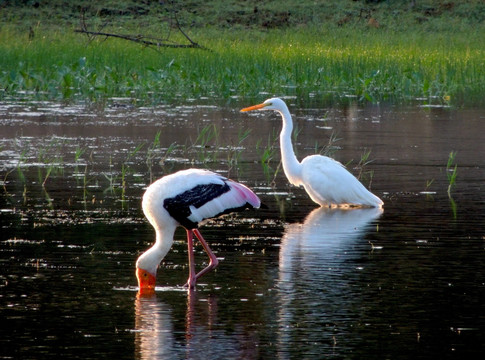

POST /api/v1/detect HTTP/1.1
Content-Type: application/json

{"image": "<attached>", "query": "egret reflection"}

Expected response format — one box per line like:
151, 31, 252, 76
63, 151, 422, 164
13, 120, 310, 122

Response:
277, 207, 383, 357
279, 207, 383, 274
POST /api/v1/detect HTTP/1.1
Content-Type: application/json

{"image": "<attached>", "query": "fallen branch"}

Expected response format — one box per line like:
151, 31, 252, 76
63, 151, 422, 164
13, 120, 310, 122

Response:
74, 29, 205, 49
75, 4, 209, 52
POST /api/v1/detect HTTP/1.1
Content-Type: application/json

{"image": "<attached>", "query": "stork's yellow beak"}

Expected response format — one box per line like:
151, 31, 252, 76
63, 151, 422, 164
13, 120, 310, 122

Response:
240, 103, 268, 112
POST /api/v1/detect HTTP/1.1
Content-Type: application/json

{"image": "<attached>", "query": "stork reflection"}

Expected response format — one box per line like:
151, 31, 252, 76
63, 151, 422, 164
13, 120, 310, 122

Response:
134, 293, 178, 359
134, 291, 219, 360
277, 207, 383, 357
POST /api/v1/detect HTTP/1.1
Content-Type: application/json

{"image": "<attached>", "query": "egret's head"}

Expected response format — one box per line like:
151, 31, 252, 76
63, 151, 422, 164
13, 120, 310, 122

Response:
240, 97, 287, 113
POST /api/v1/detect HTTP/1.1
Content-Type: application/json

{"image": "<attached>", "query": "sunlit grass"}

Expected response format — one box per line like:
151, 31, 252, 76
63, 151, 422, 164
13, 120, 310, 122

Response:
1, 25, 484, 105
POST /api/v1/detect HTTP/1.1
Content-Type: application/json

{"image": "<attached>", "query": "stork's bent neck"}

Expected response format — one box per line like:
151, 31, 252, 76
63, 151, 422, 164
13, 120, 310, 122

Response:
153, 225, 176, 260
136, 224, 176, 275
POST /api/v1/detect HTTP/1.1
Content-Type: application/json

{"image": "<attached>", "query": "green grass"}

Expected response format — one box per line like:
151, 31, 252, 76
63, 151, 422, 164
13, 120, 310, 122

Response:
1, 1, 485, 106
446, 150, 458, 197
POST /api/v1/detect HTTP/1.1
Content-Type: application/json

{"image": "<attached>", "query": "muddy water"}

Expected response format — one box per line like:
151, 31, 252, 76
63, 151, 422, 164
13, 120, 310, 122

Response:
1, 99, 484, 359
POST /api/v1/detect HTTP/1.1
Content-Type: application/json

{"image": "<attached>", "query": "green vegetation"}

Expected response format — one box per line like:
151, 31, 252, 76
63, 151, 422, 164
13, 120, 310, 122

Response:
1, 1, 485, 106
446, 150, 458, 196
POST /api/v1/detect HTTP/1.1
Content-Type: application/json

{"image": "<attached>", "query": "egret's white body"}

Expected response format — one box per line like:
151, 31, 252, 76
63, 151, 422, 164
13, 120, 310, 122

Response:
241, 98, 383, 208
136, 168, 261, 293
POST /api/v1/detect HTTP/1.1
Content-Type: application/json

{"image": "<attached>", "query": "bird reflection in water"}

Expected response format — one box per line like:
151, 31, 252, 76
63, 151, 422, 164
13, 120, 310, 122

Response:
134, 291, 218, 359
184, 290, 219, 358
134, 292, 178, 359
277, 207, 383, 357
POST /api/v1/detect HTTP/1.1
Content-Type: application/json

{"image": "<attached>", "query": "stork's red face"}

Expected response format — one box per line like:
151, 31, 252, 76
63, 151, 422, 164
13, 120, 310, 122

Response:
136, 267, 156, 295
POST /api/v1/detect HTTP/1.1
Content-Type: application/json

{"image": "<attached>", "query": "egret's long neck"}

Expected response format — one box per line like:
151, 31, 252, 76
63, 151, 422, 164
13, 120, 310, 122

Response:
278, 107, 302, 186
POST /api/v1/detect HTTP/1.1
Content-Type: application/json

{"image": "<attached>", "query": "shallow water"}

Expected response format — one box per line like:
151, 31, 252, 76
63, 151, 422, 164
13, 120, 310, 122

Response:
1, 99, 484, 359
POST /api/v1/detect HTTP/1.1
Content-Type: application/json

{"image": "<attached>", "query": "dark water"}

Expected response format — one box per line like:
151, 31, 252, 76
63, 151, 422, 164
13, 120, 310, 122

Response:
1, 99, 484, 359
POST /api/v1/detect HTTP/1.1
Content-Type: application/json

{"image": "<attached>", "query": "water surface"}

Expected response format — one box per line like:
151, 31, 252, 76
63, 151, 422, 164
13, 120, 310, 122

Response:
1, 99, 484, 359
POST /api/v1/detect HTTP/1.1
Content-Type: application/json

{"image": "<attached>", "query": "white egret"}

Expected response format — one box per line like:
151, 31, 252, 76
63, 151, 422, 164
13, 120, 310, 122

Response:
241, 98, 383, 208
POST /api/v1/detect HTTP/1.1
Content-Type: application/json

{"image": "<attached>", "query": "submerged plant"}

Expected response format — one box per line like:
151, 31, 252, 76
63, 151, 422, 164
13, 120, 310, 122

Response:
103, 143, 144, 208
315, 130, 341, 158
122, 143, 145, 192
191, 124, 220, 163
356, 148, 374, 180
2, 148, 27, 188
146, 131, 179, 181
446, 151, 458, 197
425, 178, 434, 191
103, 156, 117, 193
227, 127, 252, 174
74, 146, 85, 162
256, 129, 279, 184
159, 142, 178, 165
37, 138, 65, 187
257, 128, 279, 166
146, 131, 161, 183
73, 146, 93, 206
422, 178, 435, 200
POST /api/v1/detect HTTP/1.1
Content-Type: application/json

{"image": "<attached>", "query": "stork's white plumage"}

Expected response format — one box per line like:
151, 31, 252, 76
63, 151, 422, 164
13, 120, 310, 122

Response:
241, 98, 383, 208
136, 168, 261, 294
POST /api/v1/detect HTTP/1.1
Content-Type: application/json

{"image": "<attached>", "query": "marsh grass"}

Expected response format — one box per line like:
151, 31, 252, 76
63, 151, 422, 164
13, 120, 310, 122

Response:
424, 178, 435, 199
146, 131, 161, 183
226, 127, 252, 176
316, 131, 341, 158
36, 138, 65, 187
1, 26, 484, 105
188, 123, 220, 164
255, 128, 280, 183
446, 151, 458, 197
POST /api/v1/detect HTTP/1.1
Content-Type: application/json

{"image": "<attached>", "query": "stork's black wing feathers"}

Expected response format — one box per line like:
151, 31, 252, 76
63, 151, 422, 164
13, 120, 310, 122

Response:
163, 182, 231, 229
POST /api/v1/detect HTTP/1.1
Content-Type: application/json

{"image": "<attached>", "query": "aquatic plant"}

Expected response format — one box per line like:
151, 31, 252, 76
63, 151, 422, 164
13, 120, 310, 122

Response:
146, 131, 161, 183
159, 142, 178, 166
422, 178, 436, 200
356, 148, 373, 179
443, 151, 458, 219
315, 130, 341, 157
191, 124, 220, 163
145, 131, 178, 180
122, 143, 145, 192
36, 138, 65, 187
72, 146, 92, 206
257, 132, 277, 167
256, 129, 279, 183
2, 148, 27, 189
226, 127, 252, 175
103, 157, 115, 192
102, 143, 145, 208
446, 151, 458, 197
74, 146, 85, 162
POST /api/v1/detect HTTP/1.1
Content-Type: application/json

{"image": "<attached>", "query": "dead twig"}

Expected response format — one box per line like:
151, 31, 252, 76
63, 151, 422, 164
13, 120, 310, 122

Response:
75, 4, 209, 51
74, 29, 205, 49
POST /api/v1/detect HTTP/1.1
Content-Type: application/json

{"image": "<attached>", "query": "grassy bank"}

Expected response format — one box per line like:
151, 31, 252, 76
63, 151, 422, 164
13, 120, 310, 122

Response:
1, 1, 484, 106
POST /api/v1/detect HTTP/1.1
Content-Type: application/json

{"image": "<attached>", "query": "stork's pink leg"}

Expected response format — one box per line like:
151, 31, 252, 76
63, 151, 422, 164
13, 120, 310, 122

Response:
193, 229, 219, 280
186, 230, 197, 289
